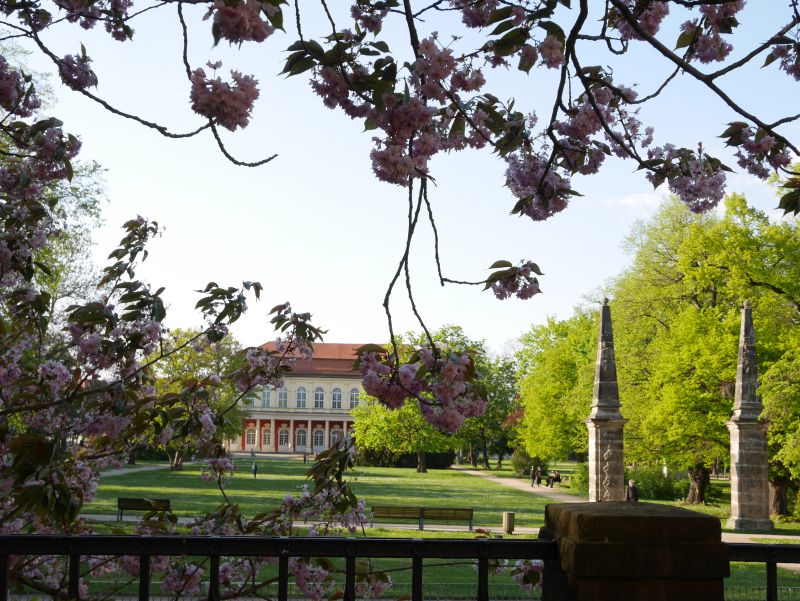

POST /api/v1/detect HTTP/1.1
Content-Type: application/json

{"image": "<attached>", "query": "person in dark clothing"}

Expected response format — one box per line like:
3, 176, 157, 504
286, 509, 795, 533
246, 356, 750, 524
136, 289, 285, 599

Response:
625, 479, 639, 502
252, 462, 259, 479
535, 466, 542, 486
530, 466, 536, 487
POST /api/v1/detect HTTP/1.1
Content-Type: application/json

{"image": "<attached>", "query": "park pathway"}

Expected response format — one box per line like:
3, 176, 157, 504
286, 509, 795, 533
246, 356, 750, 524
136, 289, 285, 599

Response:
450, 466, 581, 504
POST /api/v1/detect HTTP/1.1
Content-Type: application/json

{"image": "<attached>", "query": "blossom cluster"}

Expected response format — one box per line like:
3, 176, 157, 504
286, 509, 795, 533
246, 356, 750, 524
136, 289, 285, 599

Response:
59, 53, 98, 90
680, 0, 745, 64
488, 260, 543, 301
646, 144, 727, 212
357, 345, 487, 432
190, 64, 259, 131
207, 0, 276, 45
610, 1, 670, 41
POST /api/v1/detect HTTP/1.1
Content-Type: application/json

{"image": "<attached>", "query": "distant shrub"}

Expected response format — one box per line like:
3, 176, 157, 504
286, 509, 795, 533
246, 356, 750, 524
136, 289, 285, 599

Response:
353, 448, 454, 469
511, 448, 532, 476
625, 466, 675, 500
570, 462, 589, 494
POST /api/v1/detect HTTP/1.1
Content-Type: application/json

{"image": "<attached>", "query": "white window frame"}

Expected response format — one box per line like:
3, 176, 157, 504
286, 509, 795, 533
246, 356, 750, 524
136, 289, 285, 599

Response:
278, 387, 288, 408
245, 429, 256, 446
296, 387, 307, 408
349, 388, 360, 409
296, 428, 307, 448
279, 429, 289, 446
313, 429, 325, 448
314, 387, 324, 409
262, 428, 271, 446
332, 388, 342, 409
261, 387, 271, 408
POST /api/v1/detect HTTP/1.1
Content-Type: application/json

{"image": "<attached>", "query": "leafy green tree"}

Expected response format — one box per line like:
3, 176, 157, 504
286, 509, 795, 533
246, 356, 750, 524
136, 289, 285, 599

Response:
351, 399, 452, 472
153, 328, 248, 469
516, 311, 596, 462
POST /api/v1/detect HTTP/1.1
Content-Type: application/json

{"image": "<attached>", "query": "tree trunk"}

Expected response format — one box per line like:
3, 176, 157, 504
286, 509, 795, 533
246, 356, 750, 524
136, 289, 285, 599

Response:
769, 477, 790, 516
481, 436, 490, 469
495, 453, 503, 469
686, 463, 710, 504
127, 450, 136, 465
416, 450, 427, 473
469, 446, 477, 468
168, 449, 184, 471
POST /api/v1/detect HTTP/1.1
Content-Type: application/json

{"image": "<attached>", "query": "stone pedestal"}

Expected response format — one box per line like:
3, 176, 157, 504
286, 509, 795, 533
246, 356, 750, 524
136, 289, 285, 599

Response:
727, 421, 772, 530
539, 502, 729, 601
586, 421, 625, 502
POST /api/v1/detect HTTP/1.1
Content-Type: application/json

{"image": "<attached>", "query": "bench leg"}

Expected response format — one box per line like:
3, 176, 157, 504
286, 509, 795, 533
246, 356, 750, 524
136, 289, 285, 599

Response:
419, 517, 424, 531
117, 510, 122, 521
469, 518, 473, 532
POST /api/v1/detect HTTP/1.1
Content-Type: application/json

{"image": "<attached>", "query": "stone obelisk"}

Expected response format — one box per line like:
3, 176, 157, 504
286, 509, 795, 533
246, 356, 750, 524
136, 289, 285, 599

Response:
727, 301, 772, 530
585, 299, 626, 502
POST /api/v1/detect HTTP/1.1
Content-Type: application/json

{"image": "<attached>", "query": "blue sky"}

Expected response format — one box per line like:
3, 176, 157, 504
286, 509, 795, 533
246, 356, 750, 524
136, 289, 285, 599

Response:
16, 2, 798, 354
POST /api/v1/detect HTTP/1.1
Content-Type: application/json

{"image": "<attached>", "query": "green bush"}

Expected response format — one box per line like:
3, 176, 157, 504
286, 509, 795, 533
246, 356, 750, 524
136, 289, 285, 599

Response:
353, 448, 454, 469
672, 478, 723, 503
625, 466, 675, 500
570, 462, 589, 494
510, 448, 532, 476
510, 449, 547, 477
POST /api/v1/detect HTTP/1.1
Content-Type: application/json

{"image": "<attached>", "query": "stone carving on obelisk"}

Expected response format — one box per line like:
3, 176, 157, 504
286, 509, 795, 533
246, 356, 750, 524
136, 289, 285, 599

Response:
727, 301, 772, 530
585, 299, 626, 502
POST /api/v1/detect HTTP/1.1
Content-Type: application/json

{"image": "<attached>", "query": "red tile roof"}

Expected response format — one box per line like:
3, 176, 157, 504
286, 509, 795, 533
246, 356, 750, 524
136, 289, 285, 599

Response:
261, 342, 366, 377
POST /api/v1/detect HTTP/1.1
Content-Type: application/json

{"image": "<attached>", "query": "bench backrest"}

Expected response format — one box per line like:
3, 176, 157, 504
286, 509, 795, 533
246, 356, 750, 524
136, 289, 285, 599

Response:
422, 508, 473, 520
118, 498, 171, 511
371, 506, 422, 519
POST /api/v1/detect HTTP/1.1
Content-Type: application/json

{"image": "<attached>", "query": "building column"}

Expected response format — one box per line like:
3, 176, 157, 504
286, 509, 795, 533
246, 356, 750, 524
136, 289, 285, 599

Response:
585, 299, 626, 502
289, 418, 295, 453
256, 418, 262, 451
241, 422, 246, 451
324, 420, 330, 449
727, 301, 772, 531
271, 419, 276, 451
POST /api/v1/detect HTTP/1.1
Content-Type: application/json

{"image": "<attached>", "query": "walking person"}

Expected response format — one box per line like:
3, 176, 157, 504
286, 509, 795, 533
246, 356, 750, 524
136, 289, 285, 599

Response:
252, 461, 259, 479
530, 465, 536, 487
625, 479, 639, 502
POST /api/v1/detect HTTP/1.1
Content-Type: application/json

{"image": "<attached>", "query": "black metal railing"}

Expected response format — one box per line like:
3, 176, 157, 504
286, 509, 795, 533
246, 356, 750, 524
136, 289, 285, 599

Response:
4, 536, 800, 601
0, 535, 558, 601
728, 543, 800, 601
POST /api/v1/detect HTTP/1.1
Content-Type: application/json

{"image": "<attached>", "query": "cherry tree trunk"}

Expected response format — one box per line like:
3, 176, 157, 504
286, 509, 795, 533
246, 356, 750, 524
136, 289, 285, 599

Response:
686, 464, 710, 504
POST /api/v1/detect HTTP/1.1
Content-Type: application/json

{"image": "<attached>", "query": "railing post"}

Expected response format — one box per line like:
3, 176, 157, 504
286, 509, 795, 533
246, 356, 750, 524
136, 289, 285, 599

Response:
139, 554, 150, 601
412, 556, 423, 601
344, 555, 355, 601
208, 555, 220, 601
766, 559, 777, 601
278, 551, 288, 601
0, 553, 7, 601
477, 557, 488, 601
68, 553, 80, 600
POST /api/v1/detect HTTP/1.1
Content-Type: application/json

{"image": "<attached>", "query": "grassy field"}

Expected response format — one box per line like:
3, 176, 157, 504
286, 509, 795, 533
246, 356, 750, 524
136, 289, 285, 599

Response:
86, 459, 551, 529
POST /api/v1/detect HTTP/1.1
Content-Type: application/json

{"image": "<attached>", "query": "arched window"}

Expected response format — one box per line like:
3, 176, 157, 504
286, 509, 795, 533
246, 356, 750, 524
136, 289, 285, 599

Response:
296, 387, 307, 408
243, 396, 254, 407
296, 429, 307, 448
279, 429, 289, 446
314, 387, 324, 409
261, 387, 271, 408
331, 430, 342, 444
313, 430, 324, 448
278, 387, 288, 407
245, 429, 256, 446
262, 428, 271, 446
332, 388, 342, 409
349, 388, 360, 409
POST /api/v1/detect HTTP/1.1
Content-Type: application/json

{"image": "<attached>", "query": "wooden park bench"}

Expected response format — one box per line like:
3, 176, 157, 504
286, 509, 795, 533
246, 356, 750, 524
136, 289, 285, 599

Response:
370, 506, 473, 531
116, 497, 171, 521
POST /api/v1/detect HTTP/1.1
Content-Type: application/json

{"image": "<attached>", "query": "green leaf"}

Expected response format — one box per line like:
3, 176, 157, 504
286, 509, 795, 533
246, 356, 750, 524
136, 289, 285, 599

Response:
489, 260, 513, 269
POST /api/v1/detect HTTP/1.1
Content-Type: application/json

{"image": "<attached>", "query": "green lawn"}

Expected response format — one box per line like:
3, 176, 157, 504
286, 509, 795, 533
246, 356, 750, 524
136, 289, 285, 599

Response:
85, 459, 550, 529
